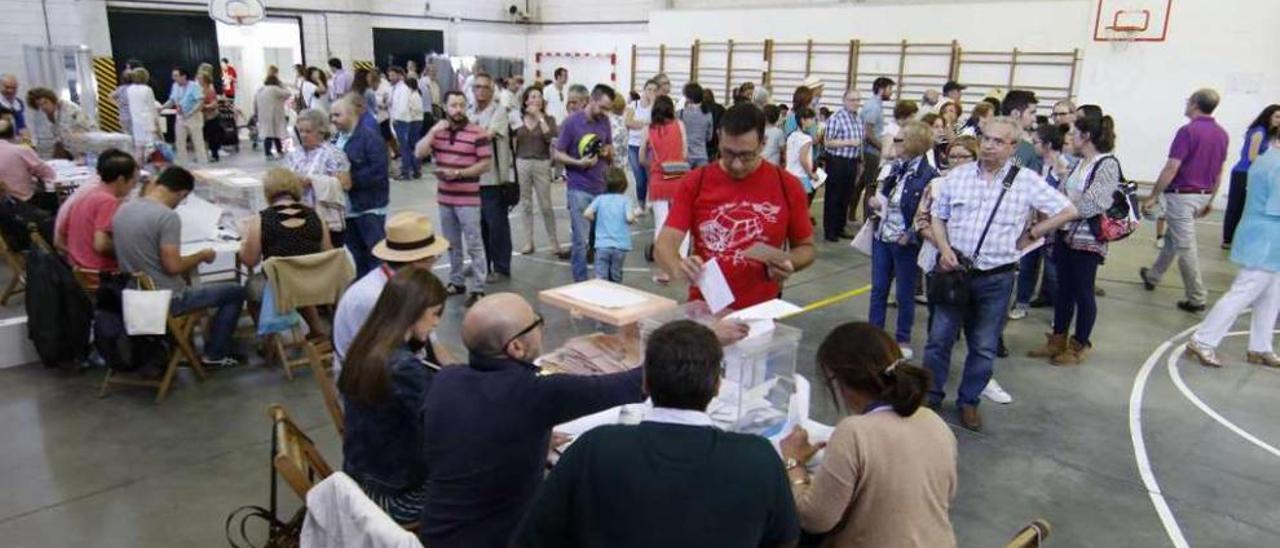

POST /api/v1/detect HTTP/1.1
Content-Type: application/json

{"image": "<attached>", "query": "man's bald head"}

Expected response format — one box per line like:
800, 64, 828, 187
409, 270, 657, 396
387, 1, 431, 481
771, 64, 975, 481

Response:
462, 293, 539, 358
0, 74, 17, 99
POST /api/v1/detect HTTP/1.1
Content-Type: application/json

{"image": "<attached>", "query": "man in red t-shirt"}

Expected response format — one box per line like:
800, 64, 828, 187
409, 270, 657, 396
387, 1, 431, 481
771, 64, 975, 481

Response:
657, 103, 816, 313
56, 149, 139, 272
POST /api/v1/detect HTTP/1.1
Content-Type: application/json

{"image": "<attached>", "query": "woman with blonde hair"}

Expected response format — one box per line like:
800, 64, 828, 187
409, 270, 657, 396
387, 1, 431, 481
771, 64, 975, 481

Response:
239, 167, 332, 335
125, 68, 160, 161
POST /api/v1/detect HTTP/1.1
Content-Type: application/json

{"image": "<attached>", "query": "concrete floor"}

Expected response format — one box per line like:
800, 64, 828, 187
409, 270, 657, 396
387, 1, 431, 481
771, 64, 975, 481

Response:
1, 147, 1278, 547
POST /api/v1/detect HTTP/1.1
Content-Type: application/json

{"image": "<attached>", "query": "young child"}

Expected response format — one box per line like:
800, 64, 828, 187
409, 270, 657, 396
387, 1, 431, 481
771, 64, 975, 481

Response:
762, 104, 786, 166
584, 167, 637, 283
786, 106, 819, 204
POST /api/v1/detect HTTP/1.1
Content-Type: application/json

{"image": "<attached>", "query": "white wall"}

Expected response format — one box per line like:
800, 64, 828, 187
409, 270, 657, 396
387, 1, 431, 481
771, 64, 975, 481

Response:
638, 1, 1280, 182
215, 20, 304, 113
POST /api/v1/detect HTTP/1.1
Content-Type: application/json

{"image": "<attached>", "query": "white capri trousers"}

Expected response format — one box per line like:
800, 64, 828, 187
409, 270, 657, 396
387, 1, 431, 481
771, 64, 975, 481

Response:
1192, 268, 1280, 353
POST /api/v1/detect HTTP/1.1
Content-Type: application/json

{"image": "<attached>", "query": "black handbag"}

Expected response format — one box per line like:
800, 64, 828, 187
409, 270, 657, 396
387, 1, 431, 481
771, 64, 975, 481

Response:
500, 182, 520, 208
928, 166, 1019, 307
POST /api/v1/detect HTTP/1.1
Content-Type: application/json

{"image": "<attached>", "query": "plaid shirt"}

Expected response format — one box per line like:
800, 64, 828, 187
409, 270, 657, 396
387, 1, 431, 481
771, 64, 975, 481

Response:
932, 161, 1071, 271
824, 107, 863, 159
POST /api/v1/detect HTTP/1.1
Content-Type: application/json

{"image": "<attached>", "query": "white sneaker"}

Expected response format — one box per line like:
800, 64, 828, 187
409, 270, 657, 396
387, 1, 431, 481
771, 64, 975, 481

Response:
1008, 305, 1028, 320
982, 379, 1013, 404
1154, 236, 1164, 249
898, 345, 914, 360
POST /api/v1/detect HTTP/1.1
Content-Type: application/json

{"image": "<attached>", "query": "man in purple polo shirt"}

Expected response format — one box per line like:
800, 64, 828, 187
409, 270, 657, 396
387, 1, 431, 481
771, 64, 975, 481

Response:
553, 84, 616, 282
1140, 89, 1230, 312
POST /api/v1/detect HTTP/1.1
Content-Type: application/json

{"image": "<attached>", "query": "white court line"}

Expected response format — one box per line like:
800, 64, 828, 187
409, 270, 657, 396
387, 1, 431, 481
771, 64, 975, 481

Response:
1130, 323, 1198, 548
1166, 335, 1280, 459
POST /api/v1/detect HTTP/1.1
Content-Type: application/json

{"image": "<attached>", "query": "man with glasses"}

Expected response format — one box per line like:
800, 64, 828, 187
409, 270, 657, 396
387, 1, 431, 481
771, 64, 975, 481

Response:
1050, 99, 1077, 127
468, 72, 514, 283
419, 293, 644, 548
657, 103, 816, 312
1139, 89, 1230, 313
821, 89, 865, 242
553, 84, 617, 282
925, 117, 1076, 431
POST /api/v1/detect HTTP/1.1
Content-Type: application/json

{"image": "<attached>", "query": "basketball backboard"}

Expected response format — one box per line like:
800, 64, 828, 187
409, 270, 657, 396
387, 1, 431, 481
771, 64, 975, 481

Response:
1093, 0, 1173, 42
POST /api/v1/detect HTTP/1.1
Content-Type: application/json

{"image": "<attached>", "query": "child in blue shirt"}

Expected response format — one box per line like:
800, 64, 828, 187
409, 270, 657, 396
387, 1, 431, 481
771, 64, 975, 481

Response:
584, 168, 637, 282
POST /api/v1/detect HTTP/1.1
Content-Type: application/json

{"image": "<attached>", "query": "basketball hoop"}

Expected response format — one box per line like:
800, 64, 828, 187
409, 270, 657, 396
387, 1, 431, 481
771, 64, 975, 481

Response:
209, 0, 266, 26
1104, 25, 1141, 52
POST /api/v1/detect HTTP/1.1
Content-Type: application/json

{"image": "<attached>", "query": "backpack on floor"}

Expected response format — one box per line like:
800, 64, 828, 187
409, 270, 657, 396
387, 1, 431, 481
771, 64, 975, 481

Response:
1084, 156, 1140, 243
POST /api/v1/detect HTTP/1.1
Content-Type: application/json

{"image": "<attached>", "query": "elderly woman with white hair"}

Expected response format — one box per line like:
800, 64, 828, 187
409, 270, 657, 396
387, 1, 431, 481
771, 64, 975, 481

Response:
283, 108, 352, 246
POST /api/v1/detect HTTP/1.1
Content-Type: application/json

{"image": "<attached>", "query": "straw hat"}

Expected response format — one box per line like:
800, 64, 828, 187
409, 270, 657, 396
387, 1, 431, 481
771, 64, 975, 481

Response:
372, 212, 449, 263
801, 75, 825, 90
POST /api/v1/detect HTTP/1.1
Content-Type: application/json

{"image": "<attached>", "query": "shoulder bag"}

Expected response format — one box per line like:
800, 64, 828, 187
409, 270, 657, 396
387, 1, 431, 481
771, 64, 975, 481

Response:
927, 166, 1019, 307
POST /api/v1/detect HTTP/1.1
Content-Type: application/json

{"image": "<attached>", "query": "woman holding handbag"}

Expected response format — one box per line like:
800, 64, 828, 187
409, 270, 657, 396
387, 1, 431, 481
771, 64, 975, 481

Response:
1028, 114, 1122, 365
640, 95, 688, 284
868, 121, 938, 359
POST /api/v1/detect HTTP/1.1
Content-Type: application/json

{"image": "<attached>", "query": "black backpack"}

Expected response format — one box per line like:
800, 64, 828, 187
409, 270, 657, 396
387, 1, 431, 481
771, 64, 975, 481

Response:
93, 273, 169, 373
24, 238, 92, 366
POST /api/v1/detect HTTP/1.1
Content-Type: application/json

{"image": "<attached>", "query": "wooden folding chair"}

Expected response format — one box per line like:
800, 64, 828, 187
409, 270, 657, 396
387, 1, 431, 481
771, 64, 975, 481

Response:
269, 404, 335, 501
261, 250, 350, 381
307, 347, 345, 438
1004, 519, 1051, 548
98, 273, 209, 403
0, 231, 26, 305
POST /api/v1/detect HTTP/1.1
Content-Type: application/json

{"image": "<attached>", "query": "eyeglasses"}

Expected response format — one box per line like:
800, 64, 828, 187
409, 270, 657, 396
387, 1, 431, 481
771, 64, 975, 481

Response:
892, 137, 905, 143
504, 314, 544, 351
719, 147, 759, 164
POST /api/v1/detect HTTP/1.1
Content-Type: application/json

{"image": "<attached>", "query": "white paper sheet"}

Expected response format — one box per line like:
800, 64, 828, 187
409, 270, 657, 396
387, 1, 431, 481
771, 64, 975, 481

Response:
1017, 236, 1046, 259
556, 283, 648, 309
728, 299, 803, 321
697, 259, 735, 314
175, 194, 225, 243
811, 168, 829, 190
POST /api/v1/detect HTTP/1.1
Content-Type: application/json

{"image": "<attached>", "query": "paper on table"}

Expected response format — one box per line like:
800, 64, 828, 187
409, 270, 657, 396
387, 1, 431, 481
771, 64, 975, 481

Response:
698, 259, 735, 314
556, 283, 649, 309
175, 194, 224, 243
728, 299, 803, 321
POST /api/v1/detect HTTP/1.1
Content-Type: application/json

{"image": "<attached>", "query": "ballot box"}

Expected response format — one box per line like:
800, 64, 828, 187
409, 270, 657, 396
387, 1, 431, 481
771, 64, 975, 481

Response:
639, 301, 801, 437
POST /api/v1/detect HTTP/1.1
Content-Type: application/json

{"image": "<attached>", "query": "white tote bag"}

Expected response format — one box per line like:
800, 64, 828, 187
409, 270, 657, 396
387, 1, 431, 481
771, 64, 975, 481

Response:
122, 289, 172, 335
850, 221, 875, 256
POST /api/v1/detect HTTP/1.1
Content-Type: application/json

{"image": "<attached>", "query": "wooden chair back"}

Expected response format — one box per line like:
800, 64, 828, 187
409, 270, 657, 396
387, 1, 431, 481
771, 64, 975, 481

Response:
0, 226, 26, 305
269, 403, 335, 501
1004, 519, 1051, 548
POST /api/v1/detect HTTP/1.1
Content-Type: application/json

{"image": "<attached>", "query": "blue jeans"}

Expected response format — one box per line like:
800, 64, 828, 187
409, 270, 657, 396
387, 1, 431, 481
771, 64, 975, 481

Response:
346, 214, 386, 279
924, 270, 1015, 406
1053, 237, 1102, 345
479, 186, 512, 276
567, 189, 597, 282
627, 145, 649, 207
1015, 246, 1057, 306
393, 121, 421, 177
170, 282, 247, 361
594, 247, 627, 283
869, 238, 920, 344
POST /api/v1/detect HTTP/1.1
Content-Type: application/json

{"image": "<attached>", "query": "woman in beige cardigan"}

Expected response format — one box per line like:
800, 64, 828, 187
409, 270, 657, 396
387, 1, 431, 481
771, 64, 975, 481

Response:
781, 322, 957, 547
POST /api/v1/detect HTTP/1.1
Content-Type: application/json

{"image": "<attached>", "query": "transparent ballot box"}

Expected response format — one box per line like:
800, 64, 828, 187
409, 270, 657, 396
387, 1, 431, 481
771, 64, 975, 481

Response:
639, 302, 801, 437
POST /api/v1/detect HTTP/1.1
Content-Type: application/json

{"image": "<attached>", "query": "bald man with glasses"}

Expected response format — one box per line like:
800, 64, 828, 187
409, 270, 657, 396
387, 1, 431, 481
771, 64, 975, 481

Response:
419, 293, 644, 548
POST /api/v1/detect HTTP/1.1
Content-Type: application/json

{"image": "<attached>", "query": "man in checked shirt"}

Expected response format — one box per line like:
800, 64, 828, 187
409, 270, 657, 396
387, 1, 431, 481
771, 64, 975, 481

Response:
925, 116, 1077, 432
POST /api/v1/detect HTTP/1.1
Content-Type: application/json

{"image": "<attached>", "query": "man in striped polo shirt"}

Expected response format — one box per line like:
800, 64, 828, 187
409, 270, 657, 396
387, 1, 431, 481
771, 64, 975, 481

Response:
418, 91, 494, 307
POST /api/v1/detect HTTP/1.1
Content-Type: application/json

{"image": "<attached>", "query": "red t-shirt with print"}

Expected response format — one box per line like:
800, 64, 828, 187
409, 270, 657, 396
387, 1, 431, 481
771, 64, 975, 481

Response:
664, 161, 814, 310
